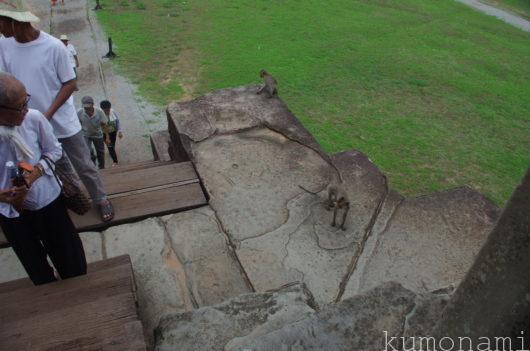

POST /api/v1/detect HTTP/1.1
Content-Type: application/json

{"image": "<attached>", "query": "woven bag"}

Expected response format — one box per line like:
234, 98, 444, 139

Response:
42, 156, 92, 215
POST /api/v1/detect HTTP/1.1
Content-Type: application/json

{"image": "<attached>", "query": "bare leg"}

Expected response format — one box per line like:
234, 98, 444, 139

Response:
340, 204, 350, 231
331, 207, 338, 227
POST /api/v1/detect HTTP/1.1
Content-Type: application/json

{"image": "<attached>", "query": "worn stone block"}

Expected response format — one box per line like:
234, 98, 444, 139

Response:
103, 218, 192, 344
150, 130, 172, 162
343, 187, 499, 297
0, 248, 26, 283
154, 283, 316, 351
161, 207, 251, 307
228, 282, 416, 351
80, 232, 104, 263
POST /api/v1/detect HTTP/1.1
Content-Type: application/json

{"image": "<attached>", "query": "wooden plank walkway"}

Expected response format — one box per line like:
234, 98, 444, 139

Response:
0, 255, 146, 351
70, 160, 207, 232
0, 160, 208, 246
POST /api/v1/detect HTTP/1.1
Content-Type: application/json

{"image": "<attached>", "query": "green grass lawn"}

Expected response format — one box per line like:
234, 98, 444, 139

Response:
96, 0, 530, 206
480, 0, 530, 19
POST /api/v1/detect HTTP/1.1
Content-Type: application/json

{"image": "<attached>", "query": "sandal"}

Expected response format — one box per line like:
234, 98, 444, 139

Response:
99, 200, 115, 222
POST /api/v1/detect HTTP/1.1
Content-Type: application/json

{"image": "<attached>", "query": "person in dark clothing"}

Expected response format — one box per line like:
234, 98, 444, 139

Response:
100, 100, 123, 166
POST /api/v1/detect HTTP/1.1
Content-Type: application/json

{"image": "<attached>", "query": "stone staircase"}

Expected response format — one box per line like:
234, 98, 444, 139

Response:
2, 86, 525, 350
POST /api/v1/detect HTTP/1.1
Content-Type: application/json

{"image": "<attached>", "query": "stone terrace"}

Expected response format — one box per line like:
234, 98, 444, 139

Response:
0, 86, 500, 349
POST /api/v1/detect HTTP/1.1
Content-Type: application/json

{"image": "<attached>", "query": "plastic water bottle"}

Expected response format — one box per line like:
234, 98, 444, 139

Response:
5, 161, 27, 187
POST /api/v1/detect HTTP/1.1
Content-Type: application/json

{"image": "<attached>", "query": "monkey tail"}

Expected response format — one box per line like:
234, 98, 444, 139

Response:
298, 185, 320, 195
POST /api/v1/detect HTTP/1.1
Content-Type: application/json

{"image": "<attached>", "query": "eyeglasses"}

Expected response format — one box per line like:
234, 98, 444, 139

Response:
0, 94, 31, 113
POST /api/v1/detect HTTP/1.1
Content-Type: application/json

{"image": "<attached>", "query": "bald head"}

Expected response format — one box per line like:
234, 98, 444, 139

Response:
0, 73, 28, 126
0, 73, 25, 106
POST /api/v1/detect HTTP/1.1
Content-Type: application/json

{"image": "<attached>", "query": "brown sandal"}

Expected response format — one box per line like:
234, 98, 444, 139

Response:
99, 200, 114, 222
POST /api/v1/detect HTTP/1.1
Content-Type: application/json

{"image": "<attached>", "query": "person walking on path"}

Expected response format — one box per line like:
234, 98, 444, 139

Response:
0, 2, 114, 222
60, 34, 79, 77
0, 73, 87, 285
100, 100, 123, 166
78, 96, 109, 169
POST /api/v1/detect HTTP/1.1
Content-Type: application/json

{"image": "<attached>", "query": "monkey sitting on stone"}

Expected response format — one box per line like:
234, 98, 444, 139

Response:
299, 184, 350, 231
257, 69, 278, 98
326, 185, 350, 231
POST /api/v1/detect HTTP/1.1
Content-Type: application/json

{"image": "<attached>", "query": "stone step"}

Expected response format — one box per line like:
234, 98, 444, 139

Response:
150, 130, 172, 162
154, 282, 316, 351
154, 281, 449, 351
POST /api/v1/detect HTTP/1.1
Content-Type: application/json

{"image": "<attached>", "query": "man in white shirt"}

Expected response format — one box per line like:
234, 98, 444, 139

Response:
0, 72, 87, 285
60, 34, 79, 76
0, 3, 114, 221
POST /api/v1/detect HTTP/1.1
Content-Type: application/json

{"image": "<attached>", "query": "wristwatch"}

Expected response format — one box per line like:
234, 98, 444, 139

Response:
35, 164, 44, 177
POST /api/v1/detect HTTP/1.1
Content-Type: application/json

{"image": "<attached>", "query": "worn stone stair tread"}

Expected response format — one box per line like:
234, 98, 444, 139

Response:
0, 255, 146, 351
150, 130, 172, 162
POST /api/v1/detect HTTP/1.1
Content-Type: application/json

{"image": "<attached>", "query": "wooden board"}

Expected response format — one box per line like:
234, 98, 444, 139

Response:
71, 182, 206, 232
0, 248, 131, 295
0, 255, 146, 351
99, 160, 174, 176
100, 162, 197, 195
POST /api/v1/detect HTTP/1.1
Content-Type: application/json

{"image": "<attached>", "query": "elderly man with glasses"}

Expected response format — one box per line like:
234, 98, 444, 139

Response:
0, 1, 114, 222
0, 72, 87, 285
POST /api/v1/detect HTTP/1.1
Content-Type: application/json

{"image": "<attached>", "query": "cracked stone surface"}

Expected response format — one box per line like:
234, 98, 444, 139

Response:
226, 283, 456, 351
154, 282, 316, 351
160, 207, 251, 307
192, 127, 334, 242
342, 187, 499, 298
226, 282, 417, 351
103, 218, 191, 346
404, 286, 454, 336
167, 87, 391, 304
167, 86, 324, 156
154, 281, 456, 351
0, 248, 26, 283
80, 232, 104, 263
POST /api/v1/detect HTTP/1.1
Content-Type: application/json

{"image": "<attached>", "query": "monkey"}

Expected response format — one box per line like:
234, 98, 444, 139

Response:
298, 184, 350, 230
327, 185, 350, 231
257, 69, 278, 98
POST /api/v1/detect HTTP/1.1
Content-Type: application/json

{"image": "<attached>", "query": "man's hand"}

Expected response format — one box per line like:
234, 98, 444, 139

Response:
0, 189, 14, 204
44, 79, 77, 120
23, 165, 44, 188
0, 187, 28, 210
118, 131, 123, 139
104, 136, 110, 145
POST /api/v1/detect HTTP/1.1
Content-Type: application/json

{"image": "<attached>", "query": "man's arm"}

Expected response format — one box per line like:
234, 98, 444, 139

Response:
74, 55, 80, 68
100, 109, 110, 144
44, 79, 77, 120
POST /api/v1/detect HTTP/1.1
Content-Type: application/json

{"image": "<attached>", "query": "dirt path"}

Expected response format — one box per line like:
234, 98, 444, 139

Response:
26, 0, 167, 164
456, 0, 530, 32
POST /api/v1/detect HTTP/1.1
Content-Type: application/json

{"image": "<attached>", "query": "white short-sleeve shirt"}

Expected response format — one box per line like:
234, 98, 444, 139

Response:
0, 32, 81, 139
66, 43, 77, 68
